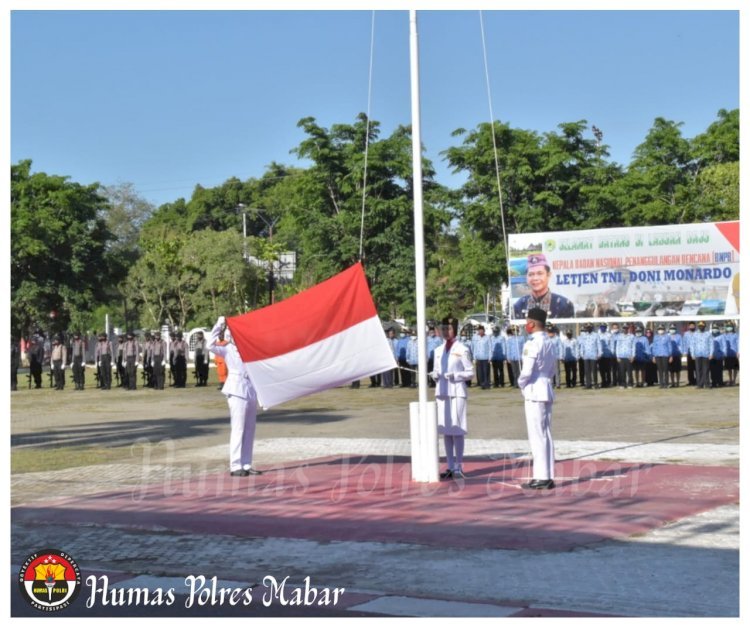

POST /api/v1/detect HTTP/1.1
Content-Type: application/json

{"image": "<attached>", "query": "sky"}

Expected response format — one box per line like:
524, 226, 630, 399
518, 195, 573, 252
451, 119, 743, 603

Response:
8, 6, 741, 208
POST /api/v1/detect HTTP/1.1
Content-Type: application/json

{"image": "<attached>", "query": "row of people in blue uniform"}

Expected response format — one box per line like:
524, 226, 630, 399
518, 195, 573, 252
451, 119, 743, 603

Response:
378, 325, 528, 390
552, 321, 739, 390
378, 321, 739, 391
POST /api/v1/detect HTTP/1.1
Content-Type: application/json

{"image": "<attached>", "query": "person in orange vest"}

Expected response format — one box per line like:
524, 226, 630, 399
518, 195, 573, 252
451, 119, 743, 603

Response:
212, 325, 229, 389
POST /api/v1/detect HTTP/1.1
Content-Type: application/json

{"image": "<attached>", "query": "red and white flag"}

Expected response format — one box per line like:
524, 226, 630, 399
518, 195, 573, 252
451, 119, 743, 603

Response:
226, 262, 397, 409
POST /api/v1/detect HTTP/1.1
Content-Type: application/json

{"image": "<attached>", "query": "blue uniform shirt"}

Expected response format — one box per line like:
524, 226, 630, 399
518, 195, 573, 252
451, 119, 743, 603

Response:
578, 331, 601, 360
634, 335, 651, 362
614, 333, 636, 359
505, 335, 526, 361
709, 333, 726, 359
547, 335, 563, 360
561, 336, 578, 361
472, 334, 492, 360
396, 336, 409, 361
723, 332, 739, 358
390, 337, 400, 357
490, 334, 506, 360
406, 337, 420, 366
682, 330, 696, 356
608, 331, 622, 356
650, 332, 671, 358
598, 331, 614, 358
427, 334, 442, 360
690, 330, 712, 358
668, 332, 685, 357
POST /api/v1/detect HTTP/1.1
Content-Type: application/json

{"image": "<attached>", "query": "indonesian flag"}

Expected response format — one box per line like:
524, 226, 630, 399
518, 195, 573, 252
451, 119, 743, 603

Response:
226, 262, 397, 409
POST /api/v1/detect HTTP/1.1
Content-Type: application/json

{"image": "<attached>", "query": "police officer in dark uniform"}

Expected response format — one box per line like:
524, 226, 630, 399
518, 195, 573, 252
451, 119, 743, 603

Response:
95, 332, 114, 390
28, 332, 45, 388
69, 331, 86, 390
171, 331, 188, 388
168, 331, 177, 386
115, 333, 126, 387
194, 330, 209, 386
150, 330, 167, 390
50, 334, 67, 390
11, 338, 20, 391
124, 331, 139, 390
142, 332, 153, 387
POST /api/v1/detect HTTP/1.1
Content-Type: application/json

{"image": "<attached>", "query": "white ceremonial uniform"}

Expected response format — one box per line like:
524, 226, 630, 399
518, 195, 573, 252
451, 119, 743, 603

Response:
208, 317, 258, 472
518, 331, 557, 481
432, 340, 474, 435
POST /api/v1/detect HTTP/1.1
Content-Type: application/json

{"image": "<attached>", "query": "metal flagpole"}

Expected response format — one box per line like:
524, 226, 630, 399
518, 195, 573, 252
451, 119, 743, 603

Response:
408, 10, 438, 483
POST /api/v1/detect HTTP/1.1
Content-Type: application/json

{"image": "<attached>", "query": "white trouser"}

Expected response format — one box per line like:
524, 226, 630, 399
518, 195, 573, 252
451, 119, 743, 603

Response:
436, 395, 468, 435
524, 399, 555, 480
227, 394, 257, 471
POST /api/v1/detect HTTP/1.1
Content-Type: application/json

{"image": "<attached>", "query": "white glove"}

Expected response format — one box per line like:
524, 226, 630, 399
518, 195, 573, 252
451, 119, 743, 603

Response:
429, 371, 439, 381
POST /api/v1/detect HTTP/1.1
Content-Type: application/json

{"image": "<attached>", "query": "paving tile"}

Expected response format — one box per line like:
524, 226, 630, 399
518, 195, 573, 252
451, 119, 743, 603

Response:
348, 595, 522, 617
12, 456, 739, 552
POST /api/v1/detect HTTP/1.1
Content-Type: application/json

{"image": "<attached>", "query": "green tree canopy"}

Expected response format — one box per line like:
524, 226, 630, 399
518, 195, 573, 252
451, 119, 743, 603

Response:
122, 228, 262, 330
11, 108, 739, 330
285, 114, 451, 319
11, 160, 113, 335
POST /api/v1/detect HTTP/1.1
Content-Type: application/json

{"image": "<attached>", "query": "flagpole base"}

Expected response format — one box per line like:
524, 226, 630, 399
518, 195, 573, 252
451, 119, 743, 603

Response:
409, 401, 438, 482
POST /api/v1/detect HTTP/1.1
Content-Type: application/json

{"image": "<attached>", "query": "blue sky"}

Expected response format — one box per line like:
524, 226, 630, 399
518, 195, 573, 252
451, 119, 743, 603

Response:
10, 9, 740, 208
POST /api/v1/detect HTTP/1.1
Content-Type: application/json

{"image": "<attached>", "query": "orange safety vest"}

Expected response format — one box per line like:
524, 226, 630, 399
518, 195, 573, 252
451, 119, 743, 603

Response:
213, 339, 229, 383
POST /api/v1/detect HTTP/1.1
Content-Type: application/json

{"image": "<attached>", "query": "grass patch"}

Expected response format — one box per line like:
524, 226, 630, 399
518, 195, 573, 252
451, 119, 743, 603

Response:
689, 422, 739, 430
11, 445, 138, 473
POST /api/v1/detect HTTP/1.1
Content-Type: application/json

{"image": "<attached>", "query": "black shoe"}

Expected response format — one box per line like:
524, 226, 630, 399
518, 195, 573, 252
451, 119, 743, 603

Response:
521, 479, 555, 490
230, 469, 250, 477
439, 469, 453, 480
452, 469, 466, 479
246, 468, 263, 475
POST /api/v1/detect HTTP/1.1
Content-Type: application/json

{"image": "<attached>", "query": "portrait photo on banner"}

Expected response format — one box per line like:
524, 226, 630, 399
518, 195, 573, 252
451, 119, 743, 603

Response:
508, 221, 739, 322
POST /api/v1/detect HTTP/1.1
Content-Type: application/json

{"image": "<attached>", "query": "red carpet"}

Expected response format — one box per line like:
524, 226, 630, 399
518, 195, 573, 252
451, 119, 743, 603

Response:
13, 455, 738, 551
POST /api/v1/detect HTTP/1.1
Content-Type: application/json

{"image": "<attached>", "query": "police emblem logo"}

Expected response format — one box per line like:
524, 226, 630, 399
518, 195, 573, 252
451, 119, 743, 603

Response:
18, 549, 82, 612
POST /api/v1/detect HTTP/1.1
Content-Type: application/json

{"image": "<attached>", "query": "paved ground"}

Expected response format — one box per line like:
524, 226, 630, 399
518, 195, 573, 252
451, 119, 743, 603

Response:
9, 376, 740, 618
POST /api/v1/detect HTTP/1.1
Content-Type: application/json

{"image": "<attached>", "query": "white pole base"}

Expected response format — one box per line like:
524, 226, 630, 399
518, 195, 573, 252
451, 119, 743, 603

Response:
409, 400, 439, 482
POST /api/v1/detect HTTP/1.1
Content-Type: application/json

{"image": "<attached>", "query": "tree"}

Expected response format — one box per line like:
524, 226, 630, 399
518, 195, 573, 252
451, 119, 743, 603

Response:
286, 114, 451, 320
442, 120, 623, 306
98, 182, 155, 282
122, 229, 186, 330
123, 228, 261, 330
11, 160, 113, 335
614, 117, 694, 225
690, 108, 739, 169
683, 109, 740, 223
688, 161, 739, 222
183, 229, 264, 322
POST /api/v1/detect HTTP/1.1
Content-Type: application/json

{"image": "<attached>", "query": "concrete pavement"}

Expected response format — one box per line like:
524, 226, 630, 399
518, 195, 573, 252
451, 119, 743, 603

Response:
11, 437, 739, 617
10, 383, 740, 618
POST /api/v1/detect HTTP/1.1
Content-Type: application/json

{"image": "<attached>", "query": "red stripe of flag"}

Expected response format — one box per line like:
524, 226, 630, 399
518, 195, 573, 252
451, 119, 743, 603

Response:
715, 220, 739, 253
227, 262, 378, 362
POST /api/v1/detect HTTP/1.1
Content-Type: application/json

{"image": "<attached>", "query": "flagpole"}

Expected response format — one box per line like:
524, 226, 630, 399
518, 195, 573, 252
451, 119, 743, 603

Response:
409, 10, 438, 483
